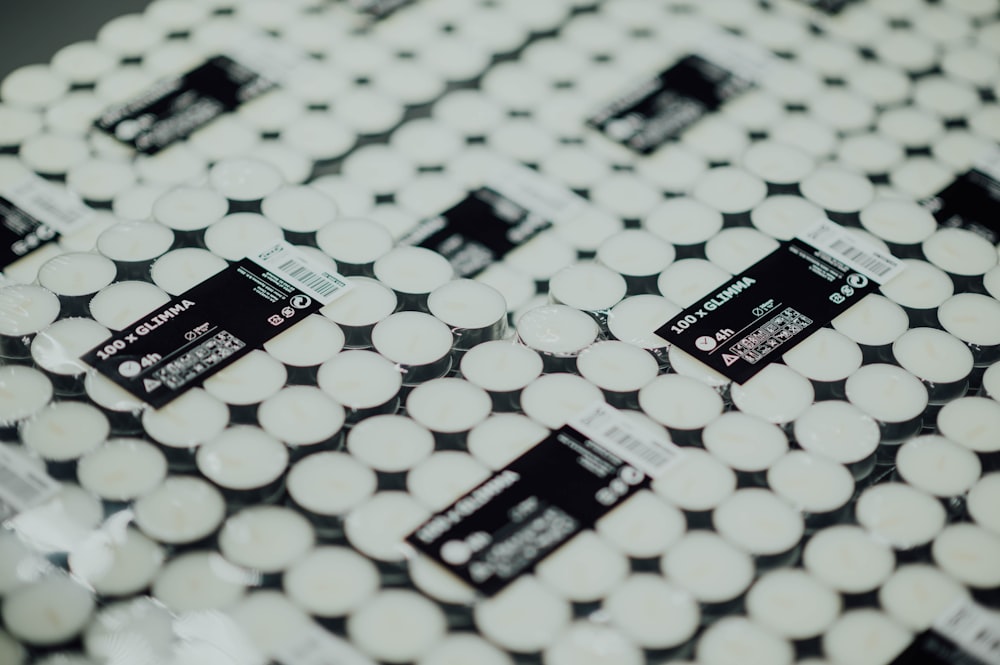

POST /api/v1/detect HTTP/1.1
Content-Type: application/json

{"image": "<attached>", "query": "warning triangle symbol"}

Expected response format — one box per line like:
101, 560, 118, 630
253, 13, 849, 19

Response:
722, 353, 740, 367
143, 378, 162, 393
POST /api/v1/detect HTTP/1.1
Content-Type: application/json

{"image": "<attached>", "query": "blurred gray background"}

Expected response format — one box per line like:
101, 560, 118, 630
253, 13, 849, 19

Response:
0, 0, 151, 80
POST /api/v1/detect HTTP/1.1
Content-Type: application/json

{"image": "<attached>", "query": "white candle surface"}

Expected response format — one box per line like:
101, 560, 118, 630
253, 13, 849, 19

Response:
203, 349, 288, 407
372, 311, 453, 370
504, 232, 576, 282
314, 218, 394, 270
879, 259, 954, 311
428, 279, 507, 343
782, 327, 862, 384
922, 227, 998, 277
661, 531, 755, 604
656, 259, 732, 309
0, 366, 52, 428
416, 633, 513, 665
746, 568, 841, 640
258, 386, 345, 448
348, 590, 447, 664
535, 530, 629, 603
822, 610, 912, 665
150, 248, 228, 296
895, 435, 982, 498
68, 527, 164, 598
473, 576, 571, 654
1, 575, 94, 647
320, 276, 397, 332
855, 483, 946, 550
373, 246, 455, 297
196, 426, 288, 492
596, 229, 676, 279
516, 304, 599, 358
406, 378, 493, 433
703, 412, 788, 473
284, 546, 379, 618
0, 285, 60, 343
95, 220, 175, 265
938, 293, 1000, 349
133, 476, 226, 545
667, 346, 731, 391
845, 362, 928, 427
77, 438, 166, 502
466, 414, 549, 471
704, 227, 780, 274
859, 198, 937, 246
141, 388, 229, 450
344, 491, 430, 563
694, 166, 768, 215
893, 327, 974, 385
152, 186, 229, 233
21, 401, 108, 462
317, 350, 402, 410
346, 415, 434, 473
644, 197, 723, 247
219, 505, 315, 574
543, 622, 644, 665
742, 141, 815, 189
263, 314, 344, 368
10, 483, 102, 555
832, 294, 910, 347
639, 374, 724, 431
879, 564, 971, 631
520, 373, 604, 429
766, 451, 855, 515
407, 451, 491, 511
577, 340, 659, 394
203, 213, 283, 262
937, 397, 1000, 453
152, 550, 249, 613
731, 364, 815, 426
713, 488, 804, 557
802, 525, 895, 594
459, 340, 543, 395
696, 617, 794, 665
799, 166, 875, 214
37, 252, 116, 298
66, 159, 137, 204
968, 473, 1000, 536
604, 574, 699, 650
287, 451, 376, 519
652, 448, 736, 513
261, 186, 337, 235
750, 195, 825, 241
89, 281, 172, 332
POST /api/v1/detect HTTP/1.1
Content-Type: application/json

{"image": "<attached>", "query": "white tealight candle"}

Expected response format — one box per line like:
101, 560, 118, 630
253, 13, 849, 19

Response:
152, 550, 249, 613
859, 198, 937, 249
750, 196, 825, 242
372, 311, 454, 384
766, 451, 855, 522
263, 314, 344, 378
968, 473, 1000, 536
893, 327, 974, 400
845, 363, 928, 444
258, 386, 345, 453
417, 633, 513, 665
320, 276, 397, 348
473, 576, 571, 654
196, 426, 288, 501
95, 220, 175, 280
577, 340, 659, 405
831, 293, 909, 357
986, 266, 1000, 302
696, 617, 794, 665
922, 227, 998, 285
879, 258, 954, 325
133, 476, 226, 545
896, 435, 982, 498
346, 415, 434, 475
938, 293, 1000, 363
802, 525, 895, 595
348, 589, 447, 664
149, 247, 228, 296
66, 158, 137, 205
406, 377, 493, 435
535, 530, 629, 603
203, 349, 288, 412
712, 488, 804, 561
467, 413, 549, 471
516, 304, 600, 370
543, 622, 644, 665
89, 281, 172, 332
317, 350, 402, 419
822, 610, 912, 665
314, 218, 394, 276
474, 263, 536, 317
504, 232, 577, 283
704, 227, 781, 275
781, 327, 862, 397
644, 197, 723, 255
152, 186, 229, 243
37, 252, 117, 316
520, 373, 604, 430
694, 166, 769, 219
703, 412, 788, 476
68, 527, 164, 598
203, 213, 284, 262
596, 229, 676, 293
21, 401, 108, 468
0, 284, 60, 358
596, 489, 686, 560
742, 141, 816, 194
746, 568, 841, 641
459, 340, 543, 410
639, 374, 724, 441
604, 574, 698, 651
76, 438, 166, 503
219, 505, 315, 575
284, 546, 380, 618
373, 246, 455, 308
287, 451, 376, 531
0, 366, 52, 434
428, 279, 508, 350
141, 388, 229, 453
407, 450, 490, 511
933, 523, 1000, 594
937, 396, 1000, 454
731, 364, 815, 427
260, 186, 337, 243
667, 346, 732, 394
879, 564, 971, 632
856, 483, 946, 551
661, 530, 755, 606
1, 575, 94, 647
652, 448, 736, 517
344, 491, 430, 563
656, 259, 731, 310
794, 400, 880, 474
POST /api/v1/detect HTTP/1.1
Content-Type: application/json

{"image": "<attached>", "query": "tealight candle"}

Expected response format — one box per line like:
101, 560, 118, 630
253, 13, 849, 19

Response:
937, 396, 1000, 459
606, 295, 680, 367
938, 293, 1000, 365
320, 277, 397, 348
1, 574, 94, 647
802, 525, 896, 596
967, 473, 1000, 536
36, 252, 117, 318
76, 438, 167, 503
1, 64, 69, 110
347, 589, 447, 664
595, 489, 686, 561
822, 610, 912, 665
703, 412, 788, 479
466, 414, 549, 472
983, 361, 1000, 400
0, 366, 52, 437
652, 449, 737, 526
603, 573, 698, 654
473, 576, 571, 655
428, 279, 507, 351
693, 166, 769, 222
149, 248, 228, 296
516, 304, 599, 372
831, 294, 910, 362
837, 133, 905, 180
262, 314, 344, 384
258, 386, 346, 456
799, 166, 875, 222
260, 186, 338, 245
141, 388, 229, 462
639, 374, 723, 444
793, 401, 880, 480
406, 377, 493, 444
892, 327, 974, 403
844, 363, 928, 447
196, 426, 288, 504
895, 435, 982, 500
458, 341, 543, 412
314, 218, 393, 277
19, 133, 90, 178
68, 527, 164, 599
543, 622, 643, 665
644, 197, 723, 259
712, 488, 804, 568
741, 141, 815, 196
746, 568, 841, 642
203, 213, 283, 262
782, 327, 863, 399
535, 530, 630, 604
317, 350, 402, 422
731, 364, 815, 428
203, 350, 287, 422
704, 227, 780, 275
112, 183, 170, 223
345, 415, 434, 480
596, 229, 676, 294
95, 220, 175, 281
372, 311, 454, 385
520, 373, 605, 430
855, 483, 946, 554
667, 346, 732, 396
0, 529, 45, 594
661, 530, 755, 611
65, 158, 137, 206
89, 281, 172, 332
0, 284, 60, 359
152, 186, 229, 247
879, 564, 970, 632
373, 246, 455, 311
284, 546, 380, 619
921, 227, 998, 291
656, 259, 732, 308
577, 340, 659, 408
859, 198, 937, 256
766, 451, 854, 531
218, 505, 315, 577
21, 401, 109, 476
879, 259, 954, 327
932, 523, 1000, 604
135, 145, 208, 188
152, 550, 249, 613
416, 632, 513, 665
407, 451, 492, 512
133, 476, 226, 546
344, 491, 430, 564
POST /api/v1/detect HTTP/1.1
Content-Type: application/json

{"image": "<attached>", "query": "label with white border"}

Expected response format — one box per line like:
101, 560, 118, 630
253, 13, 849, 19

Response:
922, 144, 1000, 245
0, 446, 60, 522
891, 598, 1000, 665
82, 242, 352, 408
568, 400, 683, 479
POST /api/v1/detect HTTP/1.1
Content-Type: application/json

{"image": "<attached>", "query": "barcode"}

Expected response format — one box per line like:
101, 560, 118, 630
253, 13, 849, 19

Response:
2, 174, 93, 234
0, 448, 59, 516
276, 259, 342, 298
569, 401, 683, 478
934, 598, 1000, 665
827, 238, 895, 277
799, 219, 903, 284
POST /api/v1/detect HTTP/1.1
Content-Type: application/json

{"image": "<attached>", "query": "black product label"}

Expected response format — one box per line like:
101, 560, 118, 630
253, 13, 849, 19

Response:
656, 220, 904, 384
892, 600, 1000, 665
349, 0, 414, 19
94, 56, 275, 155
407, 402, 682, 595
587, 55, 754, 154
400, 187, 551, 278
923, 158, 1000, 245
82, 243, 351, 408
0, 196, 58, 270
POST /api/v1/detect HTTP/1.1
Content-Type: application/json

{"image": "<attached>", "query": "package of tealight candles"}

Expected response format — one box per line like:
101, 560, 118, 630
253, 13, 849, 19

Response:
2, 0, 1000, 663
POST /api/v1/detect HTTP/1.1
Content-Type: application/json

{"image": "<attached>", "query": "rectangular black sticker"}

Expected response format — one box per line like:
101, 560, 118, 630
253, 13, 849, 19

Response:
82, 243, 350, 408
407, 402, 682, 596
891, 632, 988, 665
348, 0, 414, 19
892, 599, 1000, 665
656, 220, 903, 384
0, 196, 59, 271
587, 55, 754, 154
923, 159, 1000, 245
94, 56, 275, 155
400, 187, 551, 278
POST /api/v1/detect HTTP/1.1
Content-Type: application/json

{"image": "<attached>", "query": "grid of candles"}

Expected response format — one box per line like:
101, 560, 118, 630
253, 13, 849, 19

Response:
0, 0, 999, 663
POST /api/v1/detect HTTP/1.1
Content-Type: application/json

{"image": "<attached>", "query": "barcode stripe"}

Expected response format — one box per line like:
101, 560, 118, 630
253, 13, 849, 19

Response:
602, 425, 677, 468
276, 259, 340, 297
827, 238, 893, 277
570, 402, 683, 478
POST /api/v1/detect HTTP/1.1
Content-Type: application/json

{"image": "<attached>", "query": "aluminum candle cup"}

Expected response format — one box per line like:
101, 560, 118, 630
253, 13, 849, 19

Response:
36, 252, 117, 318
133, 476, 226, 548
0, 284, 60, 359
596, 229, 676, 295
141, 388, 229, 468
0, 366, 53, 440
921, 227, 998, 293
314, 218, 394, 277
203, 350, 288, 423
320, 277, 397, 349
196, 426, 289, 505
373, 246, 455, 312
516, 304, 600, 373
892, 327, 974, 405
782, 327, 863, 400
879, 258, 955, 328
263, 314, 345, 385
639, 374, 724, 445
286, 451, 377, 540
858, 198, 937, 259
258, 386, 346, 459
703, 412, 789, 487
151, 550, 249, 613
459, 341, 544, 412
803, 525, 896, 605
317, 350, 402, 423
937, 293, 1000, 366
427, 279, 508, 352
345, 415, 434, 490
152, 186, 229, 248
845, 363, 928, 453
712, 488, 805, 570
95, 220, 175, 281
895, 435, 982, 516
31, 317, 111, 395
577, 340, 659, 409
794, 401, 881, 482
372, 311, 453, 386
